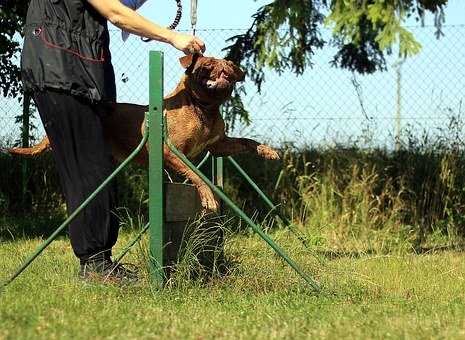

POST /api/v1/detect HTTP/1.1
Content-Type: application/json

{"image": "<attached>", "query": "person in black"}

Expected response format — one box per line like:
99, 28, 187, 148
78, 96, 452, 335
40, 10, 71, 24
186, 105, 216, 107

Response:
21, 0, 205, 281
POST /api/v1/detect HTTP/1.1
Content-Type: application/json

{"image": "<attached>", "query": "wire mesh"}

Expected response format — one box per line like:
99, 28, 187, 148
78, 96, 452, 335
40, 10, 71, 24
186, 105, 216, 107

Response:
1, 25, 464, 148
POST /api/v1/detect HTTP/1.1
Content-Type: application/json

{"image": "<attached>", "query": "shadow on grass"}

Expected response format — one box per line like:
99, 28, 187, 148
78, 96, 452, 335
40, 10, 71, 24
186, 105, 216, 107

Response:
317, 244, 465, 260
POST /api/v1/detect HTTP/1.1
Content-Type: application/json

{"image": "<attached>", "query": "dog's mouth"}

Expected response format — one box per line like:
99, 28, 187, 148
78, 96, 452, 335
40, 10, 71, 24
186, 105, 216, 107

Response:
200, 71, 233, 91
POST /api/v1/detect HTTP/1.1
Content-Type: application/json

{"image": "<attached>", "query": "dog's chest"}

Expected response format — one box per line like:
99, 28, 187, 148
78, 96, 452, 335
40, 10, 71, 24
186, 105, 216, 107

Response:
187, 134, 220, 158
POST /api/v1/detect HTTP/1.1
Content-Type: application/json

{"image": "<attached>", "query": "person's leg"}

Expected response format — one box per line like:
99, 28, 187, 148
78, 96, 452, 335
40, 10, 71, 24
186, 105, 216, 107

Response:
33, 90, 119, 264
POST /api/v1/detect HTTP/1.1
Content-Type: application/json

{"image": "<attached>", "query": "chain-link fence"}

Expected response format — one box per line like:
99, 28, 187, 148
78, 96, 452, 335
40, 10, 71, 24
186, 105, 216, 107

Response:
1, 25, 464, 148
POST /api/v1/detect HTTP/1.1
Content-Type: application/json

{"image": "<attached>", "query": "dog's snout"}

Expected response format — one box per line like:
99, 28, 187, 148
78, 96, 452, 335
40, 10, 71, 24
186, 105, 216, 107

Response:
219, 70, 229, 80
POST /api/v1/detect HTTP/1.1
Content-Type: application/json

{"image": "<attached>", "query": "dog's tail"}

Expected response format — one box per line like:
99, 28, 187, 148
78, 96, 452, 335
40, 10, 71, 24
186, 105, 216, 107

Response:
6, 137, 51, 157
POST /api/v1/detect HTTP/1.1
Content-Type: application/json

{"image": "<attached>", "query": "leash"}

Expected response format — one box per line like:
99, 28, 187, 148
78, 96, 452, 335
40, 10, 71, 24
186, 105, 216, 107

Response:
190, 0, 198, 36
141, 0, 183, 42
140, 0, 198, 49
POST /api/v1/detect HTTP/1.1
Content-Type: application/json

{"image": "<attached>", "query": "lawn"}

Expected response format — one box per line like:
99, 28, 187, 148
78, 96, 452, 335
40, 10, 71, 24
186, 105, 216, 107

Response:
1, 226, 464, 339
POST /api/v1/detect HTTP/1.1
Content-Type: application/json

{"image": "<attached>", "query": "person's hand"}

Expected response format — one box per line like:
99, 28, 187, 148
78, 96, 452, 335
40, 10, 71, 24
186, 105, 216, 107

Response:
169, 32, 206, 55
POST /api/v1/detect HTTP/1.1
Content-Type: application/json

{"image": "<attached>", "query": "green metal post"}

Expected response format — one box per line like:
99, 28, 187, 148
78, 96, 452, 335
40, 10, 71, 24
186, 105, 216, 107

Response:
212, 156, 224, 189
211, 156, 223, 212
148, 51, 165, 287
21, 94, 31, 204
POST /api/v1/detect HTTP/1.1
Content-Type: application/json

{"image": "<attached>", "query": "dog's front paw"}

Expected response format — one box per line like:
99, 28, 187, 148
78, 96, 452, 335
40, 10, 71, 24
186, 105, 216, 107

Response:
257, 145, 280, 160
197, 185, 219, 212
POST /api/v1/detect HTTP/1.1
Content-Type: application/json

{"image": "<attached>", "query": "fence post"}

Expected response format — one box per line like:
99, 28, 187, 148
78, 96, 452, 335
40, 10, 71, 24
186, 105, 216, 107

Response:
148, 51, 165, 287
21, 94, 31, 204
212, 156, 224, 188
395, 56, 404, 151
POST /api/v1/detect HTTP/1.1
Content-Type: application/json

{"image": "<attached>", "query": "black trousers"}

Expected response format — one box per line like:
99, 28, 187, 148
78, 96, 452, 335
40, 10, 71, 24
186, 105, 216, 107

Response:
34, 90, 119, 264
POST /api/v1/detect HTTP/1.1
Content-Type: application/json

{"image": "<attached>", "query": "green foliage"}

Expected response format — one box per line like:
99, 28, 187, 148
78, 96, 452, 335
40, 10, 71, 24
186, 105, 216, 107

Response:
222, 0, 447, 126
327, 0, 425, 62
276, 146, 465, 252
0, 141, 64, 219
3, 121, 465, 250
224, 0, 325, 91
0, 1, 28, 98
225, 0, 447, 83
220, 84, 251, 132
165, 215, 230, 287
223, 114, 465, 251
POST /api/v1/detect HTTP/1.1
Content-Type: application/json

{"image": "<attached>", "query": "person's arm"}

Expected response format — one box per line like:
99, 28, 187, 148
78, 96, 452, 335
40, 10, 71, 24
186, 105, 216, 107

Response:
86, 0, 205, 54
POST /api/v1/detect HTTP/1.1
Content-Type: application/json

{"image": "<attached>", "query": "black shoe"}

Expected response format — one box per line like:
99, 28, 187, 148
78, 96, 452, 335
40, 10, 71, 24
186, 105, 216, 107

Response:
79, 259, 139, 283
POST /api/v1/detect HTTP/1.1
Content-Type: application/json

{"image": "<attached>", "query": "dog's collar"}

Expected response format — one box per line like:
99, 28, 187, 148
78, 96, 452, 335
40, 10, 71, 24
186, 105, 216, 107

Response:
187, 88, 222, 125
191, 95, 219, 112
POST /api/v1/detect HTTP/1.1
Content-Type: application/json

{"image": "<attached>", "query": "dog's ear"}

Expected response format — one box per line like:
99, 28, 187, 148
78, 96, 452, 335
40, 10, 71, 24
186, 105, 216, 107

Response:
179, 55, 193, 69
179, 54, 199, 69
229, 62, 245, 81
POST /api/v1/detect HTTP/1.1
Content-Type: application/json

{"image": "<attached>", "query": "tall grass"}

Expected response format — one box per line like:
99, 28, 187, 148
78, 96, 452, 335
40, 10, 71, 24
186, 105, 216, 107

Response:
231, 144, 465, 253
114, 209, 231, 289
2, 118, 465, 252
165, 215, 231, 287
225, 117, 465, 253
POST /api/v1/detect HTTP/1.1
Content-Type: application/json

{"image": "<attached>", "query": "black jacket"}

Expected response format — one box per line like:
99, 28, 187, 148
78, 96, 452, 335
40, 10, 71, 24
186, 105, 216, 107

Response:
21, 0, 116, 102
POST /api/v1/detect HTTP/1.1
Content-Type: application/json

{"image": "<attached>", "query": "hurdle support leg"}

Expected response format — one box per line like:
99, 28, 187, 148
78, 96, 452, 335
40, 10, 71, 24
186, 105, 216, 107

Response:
164, 136, 320, 291
113, 222, 150, 264
114, 151, 213, 265
1, 126, 149, 289
226, 156, 310, 248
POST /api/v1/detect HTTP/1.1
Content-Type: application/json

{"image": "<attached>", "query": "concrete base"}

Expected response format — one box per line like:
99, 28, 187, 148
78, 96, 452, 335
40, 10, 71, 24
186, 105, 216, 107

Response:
164, 183, 224, 275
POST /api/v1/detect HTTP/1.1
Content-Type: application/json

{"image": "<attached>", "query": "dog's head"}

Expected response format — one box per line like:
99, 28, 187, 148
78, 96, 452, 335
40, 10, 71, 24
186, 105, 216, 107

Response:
179, 54, 245, 103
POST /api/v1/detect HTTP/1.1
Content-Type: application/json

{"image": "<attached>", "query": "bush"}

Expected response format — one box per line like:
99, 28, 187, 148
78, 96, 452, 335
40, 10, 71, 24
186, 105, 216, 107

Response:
2, 124, 465, 252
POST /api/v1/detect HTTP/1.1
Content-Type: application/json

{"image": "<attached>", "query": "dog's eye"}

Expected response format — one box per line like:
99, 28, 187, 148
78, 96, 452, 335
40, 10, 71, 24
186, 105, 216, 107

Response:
199, 69, 213, 78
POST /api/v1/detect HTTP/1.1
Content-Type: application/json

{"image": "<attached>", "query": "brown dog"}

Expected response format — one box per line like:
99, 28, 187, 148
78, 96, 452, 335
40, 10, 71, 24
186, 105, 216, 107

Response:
9, 55, 279, 211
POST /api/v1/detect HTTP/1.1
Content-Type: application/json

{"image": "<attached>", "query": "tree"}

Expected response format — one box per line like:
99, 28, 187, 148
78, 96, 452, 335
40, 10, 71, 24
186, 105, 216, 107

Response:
0, 1, 449, 128
225, 0, 446, 86
222, 0, 447, 128
0, 0, 28, 98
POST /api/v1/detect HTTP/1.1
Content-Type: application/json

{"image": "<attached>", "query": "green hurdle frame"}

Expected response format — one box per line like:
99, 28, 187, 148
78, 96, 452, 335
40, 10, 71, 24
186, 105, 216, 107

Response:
1, 51, 320, 292
146, 52, 319, 290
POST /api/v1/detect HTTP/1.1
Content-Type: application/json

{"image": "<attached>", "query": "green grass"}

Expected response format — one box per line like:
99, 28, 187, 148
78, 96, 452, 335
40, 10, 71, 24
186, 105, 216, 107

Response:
3, 128, 465, 339
1, 227, 465, 339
